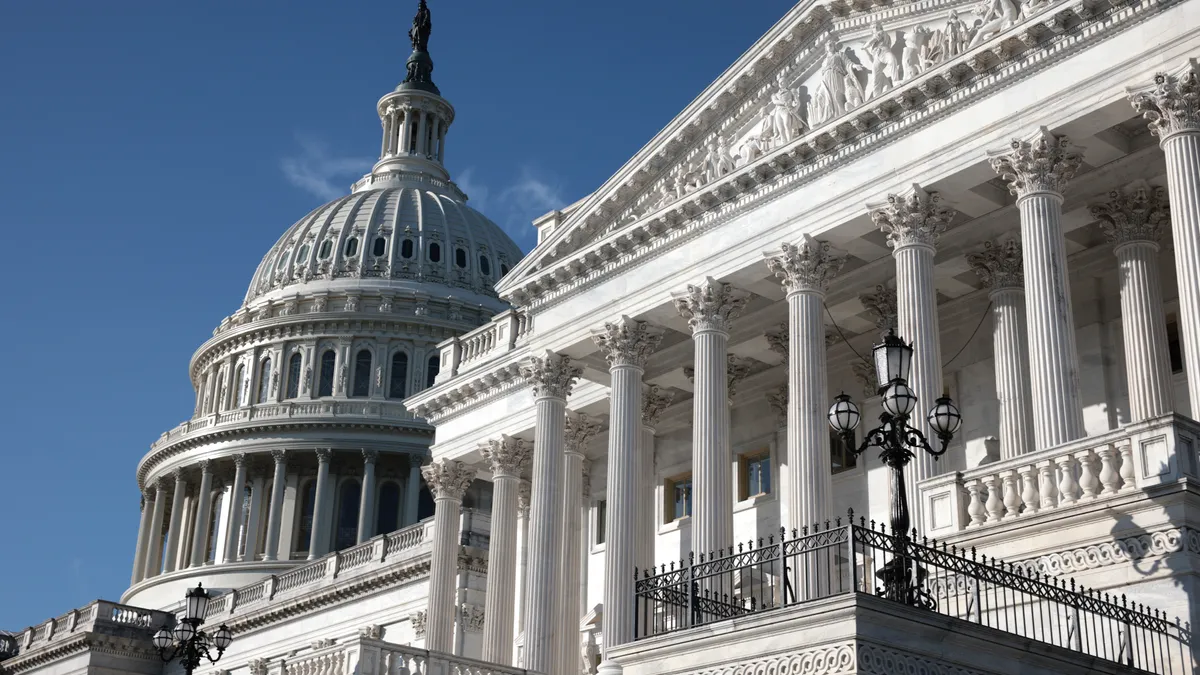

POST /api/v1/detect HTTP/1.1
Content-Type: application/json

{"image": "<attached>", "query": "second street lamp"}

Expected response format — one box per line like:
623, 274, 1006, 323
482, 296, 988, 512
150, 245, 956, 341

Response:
827, 329, 962, 607
152, 584, 233, 675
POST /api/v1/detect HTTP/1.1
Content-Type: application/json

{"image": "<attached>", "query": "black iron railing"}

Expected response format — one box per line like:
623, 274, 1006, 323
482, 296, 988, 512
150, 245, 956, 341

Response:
634, 512, 1191, 675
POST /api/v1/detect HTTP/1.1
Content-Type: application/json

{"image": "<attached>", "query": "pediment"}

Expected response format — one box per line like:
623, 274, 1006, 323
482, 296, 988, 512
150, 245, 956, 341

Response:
498, 0, 1084, 305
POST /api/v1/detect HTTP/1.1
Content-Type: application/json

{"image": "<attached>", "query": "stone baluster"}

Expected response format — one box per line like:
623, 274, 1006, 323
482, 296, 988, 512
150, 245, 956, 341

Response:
1130, 63, 1200, 418
143, 479, 168, 579
1037, 461, 1058, 510
990, 130, 1087, 450
308, 449, 333, 560
1001, 471, 1021, 519
766, 235, 845, 532
872, 186, 954, 530
481, 436, 531, 665
519, 352, 581, 675
358, 450, 378, 543
1096, 444, 1122, 495
421, 459, 477, 654
131, 488, 155, 585
189, 460, 214, 568
968, 239, 1035, 459
1090, 184, 1175, 421
1056, 454, 1081, 504
1017, 466, 1040, 515
263, 451, 287, 561
222, 453, 249, 563
1077, 451, 1101, 500
593, 317, 662, 661
163, 469, 189, 573
983, 475, 1003, 523
965, 480, 986, 527
559, 413, 601, 675
639, 386, 674, 570
673, 279, 748, 556
1118, 440, 1137, 491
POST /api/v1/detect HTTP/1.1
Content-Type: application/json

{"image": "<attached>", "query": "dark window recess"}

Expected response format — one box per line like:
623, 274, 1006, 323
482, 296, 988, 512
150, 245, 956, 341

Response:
373, 236, 387, 257
319, 240, 333, 259
479, 256, 491, 276
376, 482, 401, 535
455, 247, 468, 268
318, 350, 336, 397
286, 353, 303, 399
352, 349, 372, 397
1168, 320, 1184, 374
500, 263, 510, 276
429, 242, 441, 263
389, 352, 409, 399
334, 480, 361, 551
401, 239, 415, 259
595, 501, 607, 545
831, 429, 858, 474
345, 237, 359, 257
426, 355, 440, 388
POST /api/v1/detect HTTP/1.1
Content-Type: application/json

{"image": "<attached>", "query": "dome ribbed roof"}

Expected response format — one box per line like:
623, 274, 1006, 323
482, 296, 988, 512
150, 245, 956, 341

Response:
245, 186, 522, 306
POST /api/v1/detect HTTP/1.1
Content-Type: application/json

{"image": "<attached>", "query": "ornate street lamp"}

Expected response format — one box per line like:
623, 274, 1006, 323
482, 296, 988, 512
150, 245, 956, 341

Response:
827, 329, 962, 607
152, 584, 233, 675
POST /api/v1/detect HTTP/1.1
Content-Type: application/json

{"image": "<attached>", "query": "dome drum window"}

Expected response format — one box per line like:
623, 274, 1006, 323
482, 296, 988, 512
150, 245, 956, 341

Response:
479, 255, 491, 276
372, 236, 388, 257
345, 237, 360, 257
454, 247, 468, 269
318, 240, 333, 259
297, 244, 311, 263
429, 242, 441, 263
401, 239, 415, 259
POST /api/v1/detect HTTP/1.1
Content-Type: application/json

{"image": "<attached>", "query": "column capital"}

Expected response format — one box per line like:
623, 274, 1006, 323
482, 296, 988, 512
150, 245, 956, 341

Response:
859, 285, 897, 336
672, 277, 749, 334
521, 351, 582, 400
480, 435, 530, 478
231, 452, 248, 468
155, 477, 170, 492
592, 316, 664, 368
270, 449, 287, 465
421, 459, 476, 501
1129, 60, 1200, 139
765, 234, 845, 295
967, 238, 1024, 290
315, 448, 332, 464
989, 128, 1084, 197
565, 412, 602, 455
142, 486, 155, 502
197, 458, 213, 473
765, 324, 789, 363
362, 449, 380, 464
641, 385, 675, 428
171, 467, 187, 483
1089, 182, 1169, 247
517, 479, 532, 517
871, 184, 955, 250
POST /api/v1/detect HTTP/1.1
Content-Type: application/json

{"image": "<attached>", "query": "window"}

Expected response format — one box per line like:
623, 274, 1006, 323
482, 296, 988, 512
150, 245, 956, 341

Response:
426, 354, 440, 388
831, 429, 858, 474
298, 243, 311, 263
335, 480, 361, 551
233, 364, 246, 407
257, 358, 272, 403
372, 236, 387, 257
345, 237, 360, 257
295, 481, 317, 554
500, 263, 510, 277
389, 352, 409, 399
739, 451, 771, 500
595, 500, 607, 545
401, 239, 415, 259
275, 252, 288, 272
352, 349, 372, 397
665, 474, 693, 523
1168, 318, 1184, 374
429, 242, 441, 263
319, 240, 332, 259
286, 352, 302, 399
479, 255, 491, 277
318, 350, 336, 397
377, 481, 402, 535
454, 247, 468, 268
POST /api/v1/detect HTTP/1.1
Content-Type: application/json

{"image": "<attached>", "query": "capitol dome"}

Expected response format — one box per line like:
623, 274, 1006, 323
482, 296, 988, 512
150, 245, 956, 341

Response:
122, 1, 515, 611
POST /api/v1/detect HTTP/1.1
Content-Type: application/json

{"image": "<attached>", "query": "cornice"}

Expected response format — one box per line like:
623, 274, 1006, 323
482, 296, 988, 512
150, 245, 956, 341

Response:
2, 634, 158, 675
498, 0, 1166, 311
408, 350, 533, 425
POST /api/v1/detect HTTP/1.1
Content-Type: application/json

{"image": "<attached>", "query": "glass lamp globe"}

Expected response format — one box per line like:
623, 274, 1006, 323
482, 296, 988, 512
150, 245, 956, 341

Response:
184, 584, 210, 622
213, 625, 233, 651
927, 396, 963, 437
872, 329, 913, 385
881, 381, 918, 417
827, 393, 861, 434
172, 621, 196, 643
152, 626, 172, 650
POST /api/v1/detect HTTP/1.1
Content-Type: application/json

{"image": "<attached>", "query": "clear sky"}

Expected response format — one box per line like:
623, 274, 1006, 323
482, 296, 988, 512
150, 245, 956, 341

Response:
0, 0, 794, 629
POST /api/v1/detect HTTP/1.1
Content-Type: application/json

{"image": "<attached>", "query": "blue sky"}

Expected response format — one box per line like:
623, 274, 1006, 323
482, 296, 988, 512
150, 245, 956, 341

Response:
0, 0, 794, 629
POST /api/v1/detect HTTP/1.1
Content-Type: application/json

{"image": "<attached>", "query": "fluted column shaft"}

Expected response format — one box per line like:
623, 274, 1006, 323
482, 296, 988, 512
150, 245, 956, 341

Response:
358, 451, 378, 543
691, 327, 732, 554
163, 472, 188, 573
308, 450, 332, 560
222, 455, 249, 563
558, 441, 588, 674
423, 460, 475, 654
637, 425, 656, 570
604, 366, 641, 651
991, 287, 1036, 458
143, 482, 168, 579
264, 452, 287, 561
787, 288, 832, 529
131, 490, 154, 585
895, 242, 943, 503
1117, 240, 1174, 419
514, 481, 531, 638
481, 438, 530, 665
189, 462, 214, 567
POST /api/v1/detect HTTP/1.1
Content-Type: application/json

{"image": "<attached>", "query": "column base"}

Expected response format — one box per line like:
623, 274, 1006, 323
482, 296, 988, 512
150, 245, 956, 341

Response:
597, 659, 623, 675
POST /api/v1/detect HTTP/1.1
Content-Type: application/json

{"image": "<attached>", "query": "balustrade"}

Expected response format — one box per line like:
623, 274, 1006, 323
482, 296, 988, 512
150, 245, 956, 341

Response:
152, 401, 419, 450
434, 310, 532, 381
14, 601, 169, 652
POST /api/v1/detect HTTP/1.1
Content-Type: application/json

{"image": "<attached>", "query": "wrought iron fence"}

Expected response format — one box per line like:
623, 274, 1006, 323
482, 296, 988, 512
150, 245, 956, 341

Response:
634, 512, 1191, 675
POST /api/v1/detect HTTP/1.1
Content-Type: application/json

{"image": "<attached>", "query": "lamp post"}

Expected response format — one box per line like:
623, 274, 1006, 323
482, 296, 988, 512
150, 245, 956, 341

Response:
152, 584, 233, 675
827, 329, 962, 607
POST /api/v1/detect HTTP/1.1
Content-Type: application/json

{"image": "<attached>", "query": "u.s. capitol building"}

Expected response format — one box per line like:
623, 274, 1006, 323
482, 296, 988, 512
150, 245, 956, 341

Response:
5, 0, 1200, 673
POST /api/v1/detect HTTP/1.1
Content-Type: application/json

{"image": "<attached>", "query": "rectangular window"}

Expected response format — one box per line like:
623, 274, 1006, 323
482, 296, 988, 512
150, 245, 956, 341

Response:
664, 474, 693, 523
594, 500, 607, 545
831, 429, 857, 474
738, 450, 771, 500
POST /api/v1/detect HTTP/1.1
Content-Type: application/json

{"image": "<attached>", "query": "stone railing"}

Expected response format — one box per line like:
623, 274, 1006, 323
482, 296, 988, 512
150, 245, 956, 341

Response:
15, 600, 170, 652
283, 635, 527, 675
921, 414, 1200, 537
434, 309, 532, 382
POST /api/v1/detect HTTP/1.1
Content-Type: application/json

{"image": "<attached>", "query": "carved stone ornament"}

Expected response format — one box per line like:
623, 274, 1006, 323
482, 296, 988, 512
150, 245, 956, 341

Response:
764, 234, 845, 294
1089, 182, 1170, 247
421, 459, 476, 501
459, 604, 486, 633
270, 449, 287, 465
565, 412, 602, 454
591, 316, 665, 368
871, 185, 956, 250
765, 324, 788, 362
480, 435, 530, 478
517, 479, 532, 516
410, 611, 427, 638
766, 384, 788, 424
672, 277, 750, 334
860, 284, 898, 334
247, 659, 269, 675
362, 449, 379, 464
358, 624, 384, 640
311, 638, 335, 650
1130, 61, 1200, 138
852, 360, 880, 399
967, 238, 1024, 290
521, 351, 582, 400
989, 128, 1084, 197
315, 448, 332, 463
641, 384, 675, 427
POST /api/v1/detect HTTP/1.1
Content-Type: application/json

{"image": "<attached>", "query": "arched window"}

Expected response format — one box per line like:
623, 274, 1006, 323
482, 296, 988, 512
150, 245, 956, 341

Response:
295, 480, 317, 555
426, 354, 440, 388
335, 479, 361, 551
479, 256, 491, 277
454, 247, 468, 268
401, 239, 415, 259
372, 236, 387, 257
428, 242, 441, 263
389, 352, 409, 400
352, 349, 373, 397
286, 352, 303, 399
377, 482, 401, 535
500, 263, 510, 277
233, 364, 246, 407
257, 358, 272, 403
318, 350, 336, 397
318, 240, 333, 259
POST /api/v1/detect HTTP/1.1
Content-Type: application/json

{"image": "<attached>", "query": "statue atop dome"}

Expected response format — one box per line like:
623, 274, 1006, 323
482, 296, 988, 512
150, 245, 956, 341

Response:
401, 0, 439, 93
409, 0, 431, 52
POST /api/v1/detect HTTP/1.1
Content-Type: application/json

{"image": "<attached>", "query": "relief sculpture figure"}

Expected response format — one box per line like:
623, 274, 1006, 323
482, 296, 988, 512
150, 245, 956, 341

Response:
968, 0, 1020, 48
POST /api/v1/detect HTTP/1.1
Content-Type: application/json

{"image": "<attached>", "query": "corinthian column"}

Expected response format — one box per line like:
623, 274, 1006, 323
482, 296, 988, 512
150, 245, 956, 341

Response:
1131, 64, 1200, 415
592, 318, 663, 656
223, 453, 249, 563
263, 451, 287, 561
481, 436, 531, 665
131, 488, 154, 585
421, 459, 476, 654
514, 480, 531, 638
519, 352, 581, 675
163, 469, 188, 573
1090, 184, 1175, 421
559, 413, 601, 675
766, 234, 845, 531
968, 239, 1035, 459
308, 450, 332, 560
143, 479, 168, 579
639, 386, 674, 570
673, 279, 748, 556
871, 186, 955, 529
990, 130, 1086, 449
189, 460, 214, 567
358, 450, 378, 543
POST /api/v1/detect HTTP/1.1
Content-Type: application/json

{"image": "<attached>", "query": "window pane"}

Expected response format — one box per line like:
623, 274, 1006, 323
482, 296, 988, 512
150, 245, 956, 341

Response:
389, 353, 409, 399
377, 482, 401, 534
286, 353, 302, 399
257, 358, 272, 403
352, 349, 372, 397
401, 239, 414, 259
345, 237, 359, 257
455, 247, 467, 268
298, 244, 310, 262
372, 236, 387, 257
429, 242, 441, 263
335, 480, 361, 551
479, 256, 491, 276
674, 479, 693, 520
318, 350, 336, 397
319, 240, 332, 259
426, 355, 440, 388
